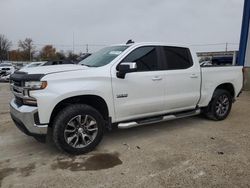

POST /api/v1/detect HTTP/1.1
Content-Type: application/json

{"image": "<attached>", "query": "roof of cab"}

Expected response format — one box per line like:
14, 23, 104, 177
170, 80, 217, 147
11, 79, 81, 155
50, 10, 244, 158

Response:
113, 42, 190, 49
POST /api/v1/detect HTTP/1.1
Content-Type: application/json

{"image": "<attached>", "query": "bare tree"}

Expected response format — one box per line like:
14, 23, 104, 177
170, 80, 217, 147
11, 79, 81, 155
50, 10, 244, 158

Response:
40, 45, 56, 60
18, 38, 35, 61
67, 51, 79, 62
0, 34, 12, 62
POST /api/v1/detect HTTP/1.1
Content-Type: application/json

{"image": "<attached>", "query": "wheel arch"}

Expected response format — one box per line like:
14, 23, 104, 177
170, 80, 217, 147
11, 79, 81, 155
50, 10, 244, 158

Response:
213, 83, 235, 98
49, 95, 109, 127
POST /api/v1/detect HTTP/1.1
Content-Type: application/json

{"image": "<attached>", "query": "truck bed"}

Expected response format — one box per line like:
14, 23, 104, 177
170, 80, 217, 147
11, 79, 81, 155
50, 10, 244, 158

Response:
198, 66, 243, 107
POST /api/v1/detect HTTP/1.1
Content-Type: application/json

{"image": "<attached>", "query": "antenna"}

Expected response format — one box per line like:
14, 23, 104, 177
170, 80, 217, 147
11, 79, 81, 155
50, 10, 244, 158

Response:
86, 44, 89, 53
126, 39, 134, 45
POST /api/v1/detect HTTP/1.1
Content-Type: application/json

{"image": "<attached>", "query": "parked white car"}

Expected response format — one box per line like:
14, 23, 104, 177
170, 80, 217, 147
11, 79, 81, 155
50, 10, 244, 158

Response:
20, 60, 75, 71
0, 63, 15, 81
22, 62, 47, 69
9, 42, 243, 154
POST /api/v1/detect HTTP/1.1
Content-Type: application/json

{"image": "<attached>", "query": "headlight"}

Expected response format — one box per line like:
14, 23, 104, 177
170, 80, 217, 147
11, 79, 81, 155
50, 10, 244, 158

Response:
24, 81, 47, 90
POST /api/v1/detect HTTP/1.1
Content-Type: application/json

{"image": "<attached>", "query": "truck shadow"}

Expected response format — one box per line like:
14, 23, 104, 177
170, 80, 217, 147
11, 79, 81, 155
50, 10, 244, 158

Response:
6, 115, 208, 156
45, 116, 206, 155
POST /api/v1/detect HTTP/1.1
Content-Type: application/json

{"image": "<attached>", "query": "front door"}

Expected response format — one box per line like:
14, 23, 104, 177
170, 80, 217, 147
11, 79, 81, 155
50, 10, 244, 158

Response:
111, 46, 166, 122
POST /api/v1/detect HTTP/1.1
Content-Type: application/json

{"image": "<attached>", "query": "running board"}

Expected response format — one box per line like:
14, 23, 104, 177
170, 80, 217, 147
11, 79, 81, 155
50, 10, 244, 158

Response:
118, 109, 201, 129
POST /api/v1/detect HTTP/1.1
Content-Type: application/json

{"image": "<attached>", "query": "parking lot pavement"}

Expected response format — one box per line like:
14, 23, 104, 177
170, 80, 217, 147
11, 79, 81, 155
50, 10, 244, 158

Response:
0, 82, 250, 188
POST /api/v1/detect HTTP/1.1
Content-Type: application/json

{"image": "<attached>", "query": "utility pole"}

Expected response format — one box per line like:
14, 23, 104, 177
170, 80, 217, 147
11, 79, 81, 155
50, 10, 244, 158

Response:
72, 32, 75, 54
86, 44, 89, 53
232, 51, 237, 65
226, 42, 228, 52
30, 48, 32, 62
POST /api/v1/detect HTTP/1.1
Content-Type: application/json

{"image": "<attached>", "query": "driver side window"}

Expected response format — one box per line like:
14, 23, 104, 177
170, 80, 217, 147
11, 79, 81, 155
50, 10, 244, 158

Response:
122, 46, 159, 72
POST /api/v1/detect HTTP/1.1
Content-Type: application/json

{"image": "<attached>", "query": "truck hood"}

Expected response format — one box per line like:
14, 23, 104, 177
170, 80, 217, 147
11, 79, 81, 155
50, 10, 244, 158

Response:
19, 64, 89, 75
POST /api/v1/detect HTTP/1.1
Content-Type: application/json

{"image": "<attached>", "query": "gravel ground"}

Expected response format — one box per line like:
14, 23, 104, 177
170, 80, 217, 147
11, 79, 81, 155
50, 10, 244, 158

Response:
0, 83, 250, 188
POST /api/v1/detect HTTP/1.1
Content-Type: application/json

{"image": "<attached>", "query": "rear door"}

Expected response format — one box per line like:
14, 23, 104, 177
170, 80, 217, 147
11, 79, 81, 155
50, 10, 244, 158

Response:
161, 46, 201, 111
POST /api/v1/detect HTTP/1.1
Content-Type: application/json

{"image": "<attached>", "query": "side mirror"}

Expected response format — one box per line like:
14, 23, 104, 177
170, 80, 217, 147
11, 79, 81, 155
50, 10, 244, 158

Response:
117, 62, 137, 79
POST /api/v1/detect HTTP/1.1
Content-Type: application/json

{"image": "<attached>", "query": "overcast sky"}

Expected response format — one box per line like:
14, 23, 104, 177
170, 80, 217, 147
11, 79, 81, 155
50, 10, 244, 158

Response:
0, 0, 244, 53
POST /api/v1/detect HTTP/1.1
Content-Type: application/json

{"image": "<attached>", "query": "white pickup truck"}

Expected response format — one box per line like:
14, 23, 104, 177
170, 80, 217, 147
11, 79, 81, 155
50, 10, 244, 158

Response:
9, 42, 243, 154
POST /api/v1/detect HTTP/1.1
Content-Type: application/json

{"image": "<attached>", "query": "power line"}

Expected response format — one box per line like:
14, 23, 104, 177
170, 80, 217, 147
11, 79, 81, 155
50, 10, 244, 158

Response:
190, 42, 239, 47
10, 42, 107, 53
12, 43, 107, 47
12, 42, 239, 48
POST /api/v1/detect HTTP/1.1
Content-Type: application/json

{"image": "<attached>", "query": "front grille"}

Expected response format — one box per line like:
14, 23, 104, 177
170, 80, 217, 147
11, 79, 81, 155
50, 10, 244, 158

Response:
0, 71, 6, 75
12, 86, 23, 95
13, 80, 23, 87
15, 97, 23, 106
10, 72, 39, 107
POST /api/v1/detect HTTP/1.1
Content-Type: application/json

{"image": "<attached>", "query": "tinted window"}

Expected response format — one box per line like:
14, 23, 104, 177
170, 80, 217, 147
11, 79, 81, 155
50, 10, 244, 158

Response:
44, 62, 52, 66
122, 46, 158, 71
163, 47, 192, 70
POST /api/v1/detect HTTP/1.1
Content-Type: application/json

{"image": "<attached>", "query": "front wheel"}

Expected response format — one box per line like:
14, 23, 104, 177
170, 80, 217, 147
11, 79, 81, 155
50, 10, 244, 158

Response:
204, 89, 233, 121
53, 104, 104, 155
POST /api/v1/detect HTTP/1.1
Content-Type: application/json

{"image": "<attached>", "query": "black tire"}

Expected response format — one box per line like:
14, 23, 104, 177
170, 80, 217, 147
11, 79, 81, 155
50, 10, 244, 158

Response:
204, 89, 233, 121
53, 104, 104, 155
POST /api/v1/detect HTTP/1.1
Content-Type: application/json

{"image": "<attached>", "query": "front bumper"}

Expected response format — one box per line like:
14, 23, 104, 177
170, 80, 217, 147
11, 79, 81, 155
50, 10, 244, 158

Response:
10, 99, 48, 136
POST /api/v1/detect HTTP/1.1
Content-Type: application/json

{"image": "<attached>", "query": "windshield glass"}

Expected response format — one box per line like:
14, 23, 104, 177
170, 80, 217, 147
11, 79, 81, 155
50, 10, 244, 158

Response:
79, 46, 128, 67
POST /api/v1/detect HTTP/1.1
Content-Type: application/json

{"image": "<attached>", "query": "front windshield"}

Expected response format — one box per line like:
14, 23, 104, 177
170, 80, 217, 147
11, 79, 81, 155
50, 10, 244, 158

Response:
79, 46, 128, 67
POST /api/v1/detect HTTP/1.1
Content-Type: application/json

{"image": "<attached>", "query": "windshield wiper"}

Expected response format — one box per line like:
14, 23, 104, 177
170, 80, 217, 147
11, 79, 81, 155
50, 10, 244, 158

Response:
80, 64, 97, 67
81, 64, 91, 67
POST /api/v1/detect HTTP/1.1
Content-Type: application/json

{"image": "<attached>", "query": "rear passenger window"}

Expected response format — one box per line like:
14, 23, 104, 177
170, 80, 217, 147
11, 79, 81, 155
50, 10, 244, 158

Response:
163, 47, 193, 70
122, 46, 158, 71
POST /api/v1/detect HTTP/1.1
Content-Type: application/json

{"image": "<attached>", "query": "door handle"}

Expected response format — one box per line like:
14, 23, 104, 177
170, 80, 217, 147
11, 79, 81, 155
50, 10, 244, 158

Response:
152, 76, 163, 81
190, 74, 198, 78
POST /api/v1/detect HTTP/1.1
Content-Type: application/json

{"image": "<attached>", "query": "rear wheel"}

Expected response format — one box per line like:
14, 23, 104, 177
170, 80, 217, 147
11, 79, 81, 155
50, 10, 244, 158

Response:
53, 104, 104, 155
204, 89, 233, 121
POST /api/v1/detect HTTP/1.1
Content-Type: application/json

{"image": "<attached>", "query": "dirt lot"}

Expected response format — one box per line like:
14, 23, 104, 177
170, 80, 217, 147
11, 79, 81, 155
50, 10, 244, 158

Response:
0, 83, 250, 188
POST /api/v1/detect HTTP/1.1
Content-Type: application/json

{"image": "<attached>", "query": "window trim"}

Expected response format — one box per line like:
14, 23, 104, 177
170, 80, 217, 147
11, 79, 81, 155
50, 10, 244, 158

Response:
116, 46, 163, 72
160, 46, 194, 70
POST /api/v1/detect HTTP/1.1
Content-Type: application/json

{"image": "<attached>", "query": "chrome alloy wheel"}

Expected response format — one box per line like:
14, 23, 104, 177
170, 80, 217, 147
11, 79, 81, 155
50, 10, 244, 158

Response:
215, 94, 230, 117
64, 115, 98, 148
